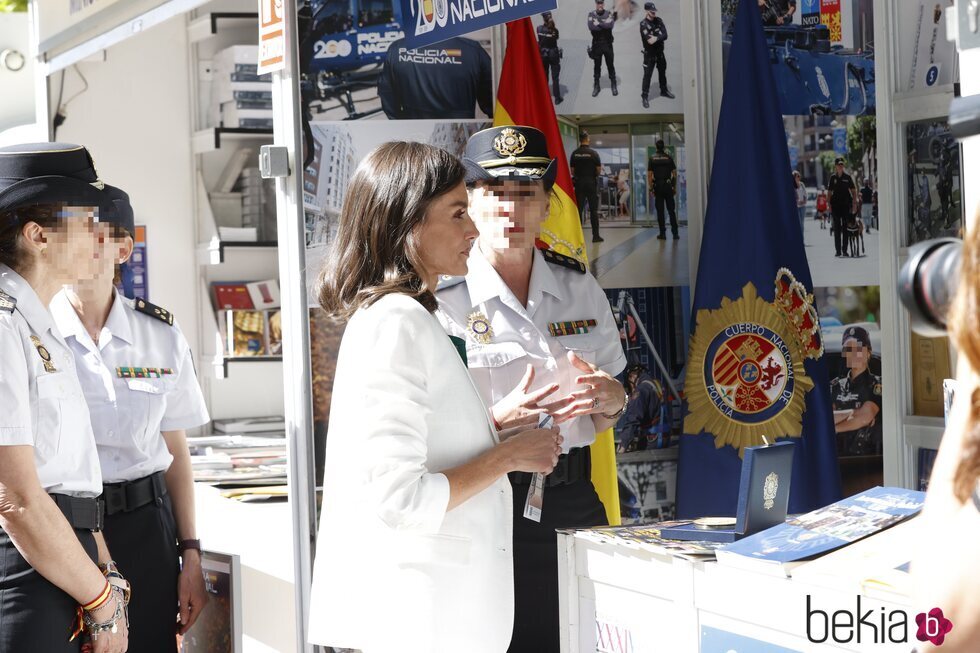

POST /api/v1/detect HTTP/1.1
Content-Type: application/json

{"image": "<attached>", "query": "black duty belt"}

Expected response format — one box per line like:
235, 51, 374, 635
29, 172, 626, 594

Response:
102, 471, 168, 516
51, 494, 104, 531
509, 447, 590, 488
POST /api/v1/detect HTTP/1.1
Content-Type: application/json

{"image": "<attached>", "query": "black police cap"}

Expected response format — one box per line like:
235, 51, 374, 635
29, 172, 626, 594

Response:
645, 2, 657, 10
0, 143, 134, 235
834, 157, 845, 165
842, 326, 871, 349
541, 10, 552, 19
462, 126, 557, 189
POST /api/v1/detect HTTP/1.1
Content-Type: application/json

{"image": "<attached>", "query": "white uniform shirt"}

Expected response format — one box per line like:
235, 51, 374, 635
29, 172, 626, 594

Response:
437, 247, 626, 451
51, 290, 210, 483
0, 265, 102, 497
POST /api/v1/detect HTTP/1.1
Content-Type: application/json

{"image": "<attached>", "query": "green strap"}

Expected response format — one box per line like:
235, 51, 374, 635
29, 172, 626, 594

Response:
448, 335, 468, 367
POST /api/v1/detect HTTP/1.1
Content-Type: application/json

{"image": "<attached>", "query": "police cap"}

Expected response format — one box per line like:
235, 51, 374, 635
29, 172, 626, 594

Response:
645, 2, 657, 10
0, 142, 132, 234
462, 126, 558, 190
842, 326, 871, 349
834, 157, 845, 165
541, 10, 552, 19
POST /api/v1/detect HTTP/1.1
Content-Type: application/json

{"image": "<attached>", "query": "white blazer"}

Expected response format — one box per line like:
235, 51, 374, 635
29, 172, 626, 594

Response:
308, 293, 514, 653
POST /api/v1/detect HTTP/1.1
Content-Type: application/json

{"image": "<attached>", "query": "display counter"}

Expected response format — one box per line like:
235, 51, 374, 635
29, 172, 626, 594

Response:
195, 484, 296, 652
557, 529, 919, 653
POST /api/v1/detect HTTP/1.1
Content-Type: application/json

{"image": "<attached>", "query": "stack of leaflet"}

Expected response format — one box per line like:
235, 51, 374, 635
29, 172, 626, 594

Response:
715, 487, 926, 578
573, 521, 724, 560
210, 45, 273, 129
189, 417, 287, 487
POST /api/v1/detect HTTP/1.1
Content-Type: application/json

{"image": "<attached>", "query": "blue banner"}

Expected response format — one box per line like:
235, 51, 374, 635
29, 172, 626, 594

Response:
399, 0, 557, 49
676, 0, 841, 519
833, 127, 847, 155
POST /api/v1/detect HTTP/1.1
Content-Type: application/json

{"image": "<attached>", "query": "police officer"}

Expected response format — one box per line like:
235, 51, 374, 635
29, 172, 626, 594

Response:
588, 0, 618, 97
759, 0, 797, 25
0, 143, 129, 653
828, 157, 857, 257
537, 11, 563, 105
639, 3, 674, 108
647, 139, 679, 240
51, 188, 210, 652
438, 126, 627, 653
378, 36, 493, 119
570, 132, 604, 242
617, 365, 664, 452
830, 326, 882, 456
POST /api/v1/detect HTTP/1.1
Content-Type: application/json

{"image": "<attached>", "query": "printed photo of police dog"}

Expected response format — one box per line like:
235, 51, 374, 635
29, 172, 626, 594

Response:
814, 285, 883, 493
906, 119, 962, 246
299, 2, 492, 121
536, 0, 684, 115
783, 114, 880, 288
722, 0, 875, 117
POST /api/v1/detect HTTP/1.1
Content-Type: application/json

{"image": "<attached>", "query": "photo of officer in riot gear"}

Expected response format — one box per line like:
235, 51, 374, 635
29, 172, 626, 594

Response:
588, 0, 618, 97
640, 2, 674, 107
537, 11, 563, 105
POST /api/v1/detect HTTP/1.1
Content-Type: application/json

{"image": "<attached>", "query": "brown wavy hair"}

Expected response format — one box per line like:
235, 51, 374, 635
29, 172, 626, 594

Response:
316, 141, 465, 320
0, 204, 64, 274
950, 212, 980, 502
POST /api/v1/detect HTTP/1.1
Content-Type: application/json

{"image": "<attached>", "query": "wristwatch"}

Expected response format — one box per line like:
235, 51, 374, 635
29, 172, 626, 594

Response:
602, 390, 629, 420
178, 539, 202, 554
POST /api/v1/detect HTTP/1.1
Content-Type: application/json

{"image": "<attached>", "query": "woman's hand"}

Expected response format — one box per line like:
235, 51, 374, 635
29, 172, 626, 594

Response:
87, 593, 129, 653
490, 365, 573, 430
177, 551, 209, 634
551, 352, 626, 423
500, 427, 563, 474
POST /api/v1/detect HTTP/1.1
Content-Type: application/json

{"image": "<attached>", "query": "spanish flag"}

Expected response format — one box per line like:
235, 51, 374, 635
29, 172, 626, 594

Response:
495, 18, 621, 525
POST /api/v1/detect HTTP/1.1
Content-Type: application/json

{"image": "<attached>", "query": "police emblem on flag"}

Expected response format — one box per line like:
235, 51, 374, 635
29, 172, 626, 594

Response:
684, 269, 823, 455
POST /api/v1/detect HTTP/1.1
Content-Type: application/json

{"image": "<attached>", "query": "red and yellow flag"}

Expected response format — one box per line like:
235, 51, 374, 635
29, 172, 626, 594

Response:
495, 18, 620, 525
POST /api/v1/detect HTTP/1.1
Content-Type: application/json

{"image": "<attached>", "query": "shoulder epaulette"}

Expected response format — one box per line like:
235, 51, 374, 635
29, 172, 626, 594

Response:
134, 298, 174, 326
541, 248, 587, 274
436, 275, 466, 292
0, 289, 15, 314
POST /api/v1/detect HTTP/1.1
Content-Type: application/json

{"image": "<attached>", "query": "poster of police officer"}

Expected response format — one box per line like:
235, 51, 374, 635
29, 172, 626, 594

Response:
534, 0, 684, 114
722, 0, 876, 117
299, 1, 493, 120
906, 118, 962, 246
813, 286, 883, 461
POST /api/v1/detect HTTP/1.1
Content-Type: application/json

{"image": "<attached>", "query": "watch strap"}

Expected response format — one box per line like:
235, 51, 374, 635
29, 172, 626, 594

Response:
178, 538, 201, 554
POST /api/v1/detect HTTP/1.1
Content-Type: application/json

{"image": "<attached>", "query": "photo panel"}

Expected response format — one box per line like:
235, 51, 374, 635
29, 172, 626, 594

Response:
542, 0, 684, 115
814, 285, 883, 494
784, 114, 879, 287
897, 0, 958, 93
722, 0, 875, 117
906, 118, 962, 246
572, 116, 690, 289
300, 2, 493, 121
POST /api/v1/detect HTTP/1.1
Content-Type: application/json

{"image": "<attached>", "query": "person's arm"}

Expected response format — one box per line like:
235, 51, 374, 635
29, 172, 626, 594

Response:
913, 365, 980, 652
594, 151, 602, 178
378, 45, 401, 119
475, 46, 493, 119
0, 447, 109, 605
658, 18, 668, 42
834, 402, 879, 432
163, 429, 208, 634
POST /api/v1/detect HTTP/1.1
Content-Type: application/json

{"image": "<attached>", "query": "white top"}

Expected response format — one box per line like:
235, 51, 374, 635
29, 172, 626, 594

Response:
0, 265, 102, 497
308, 294, 514, 653
51, 290, 209, 483
795, 183, 807, 207
437, 247, 627, 451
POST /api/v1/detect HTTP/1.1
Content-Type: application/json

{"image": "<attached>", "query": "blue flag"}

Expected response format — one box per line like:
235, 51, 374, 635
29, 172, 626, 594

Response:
676, 0, 841, 518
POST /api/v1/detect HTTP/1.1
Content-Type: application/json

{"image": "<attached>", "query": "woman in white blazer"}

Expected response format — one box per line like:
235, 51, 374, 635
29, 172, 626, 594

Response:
308, 142, 563, 653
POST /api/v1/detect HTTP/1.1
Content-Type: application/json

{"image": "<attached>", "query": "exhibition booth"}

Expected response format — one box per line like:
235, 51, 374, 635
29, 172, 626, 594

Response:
1, 0, 976, 651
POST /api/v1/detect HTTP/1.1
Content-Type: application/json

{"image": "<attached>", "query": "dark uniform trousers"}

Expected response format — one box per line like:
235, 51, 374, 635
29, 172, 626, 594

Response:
0, 527, 97, 653
575, 182, 601, 239
103, 490, 180, 653
541, 49, 561, 99
654, 190, 678, 236
642, 48, 668, 96
832, 208, 850, 255
508, 450, 607, 653
592, 42, 616, 84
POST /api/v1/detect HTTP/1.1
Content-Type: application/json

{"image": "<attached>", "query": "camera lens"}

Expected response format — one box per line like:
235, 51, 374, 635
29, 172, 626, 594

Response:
898, 238, 962, 337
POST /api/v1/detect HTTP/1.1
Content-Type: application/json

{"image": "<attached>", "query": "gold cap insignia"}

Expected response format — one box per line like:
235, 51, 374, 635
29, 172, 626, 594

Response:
493, 128, 527, 158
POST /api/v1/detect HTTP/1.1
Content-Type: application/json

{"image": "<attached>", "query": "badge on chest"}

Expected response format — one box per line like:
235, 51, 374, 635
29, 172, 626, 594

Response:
30, 335, 57, 372
467, 311, 494, 344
